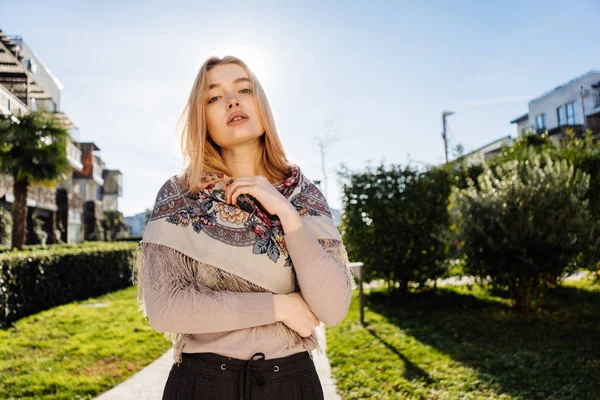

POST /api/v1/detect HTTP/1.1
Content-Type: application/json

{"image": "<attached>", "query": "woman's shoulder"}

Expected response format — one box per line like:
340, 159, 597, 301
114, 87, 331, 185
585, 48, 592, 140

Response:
151, 174, 186, 203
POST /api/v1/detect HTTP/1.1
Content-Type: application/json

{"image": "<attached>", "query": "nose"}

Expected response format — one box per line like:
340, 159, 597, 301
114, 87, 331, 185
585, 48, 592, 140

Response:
227, 97, 240, 109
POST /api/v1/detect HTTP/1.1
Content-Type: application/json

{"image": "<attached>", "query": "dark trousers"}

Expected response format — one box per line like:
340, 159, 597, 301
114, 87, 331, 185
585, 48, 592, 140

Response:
162, 351, 325, 400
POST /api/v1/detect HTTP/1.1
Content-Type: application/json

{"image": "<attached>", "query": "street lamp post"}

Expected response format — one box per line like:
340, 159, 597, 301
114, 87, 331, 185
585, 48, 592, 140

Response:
350, 262, 365, 325
442, 111, 455, 163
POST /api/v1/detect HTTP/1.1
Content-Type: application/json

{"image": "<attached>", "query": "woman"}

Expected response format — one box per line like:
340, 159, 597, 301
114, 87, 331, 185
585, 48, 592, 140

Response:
134, 55, 356, 399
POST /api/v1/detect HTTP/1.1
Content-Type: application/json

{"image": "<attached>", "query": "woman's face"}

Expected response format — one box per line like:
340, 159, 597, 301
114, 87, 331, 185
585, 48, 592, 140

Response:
204, 63, 265, 149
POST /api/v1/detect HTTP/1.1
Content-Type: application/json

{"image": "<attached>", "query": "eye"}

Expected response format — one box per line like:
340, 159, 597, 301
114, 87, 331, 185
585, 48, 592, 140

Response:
207, 88, 251, 105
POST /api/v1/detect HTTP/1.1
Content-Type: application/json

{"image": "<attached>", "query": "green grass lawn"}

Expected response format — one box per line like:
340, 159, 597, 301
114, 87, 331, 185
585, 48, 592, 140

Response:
326, 279, 600, 400
0, 285, 171, 400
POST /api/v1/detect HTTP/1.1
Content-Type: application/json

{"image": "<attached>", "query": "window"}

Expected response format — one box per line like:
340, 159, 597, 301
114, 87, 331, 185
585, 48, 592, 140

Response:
67, 210, 82, 244
536, 113, 546, 130
96, 185, 102, 201
27, 58, 37, 73
566, 101, 578, 125
557, 105, 566, 126
80, 182, 87, 200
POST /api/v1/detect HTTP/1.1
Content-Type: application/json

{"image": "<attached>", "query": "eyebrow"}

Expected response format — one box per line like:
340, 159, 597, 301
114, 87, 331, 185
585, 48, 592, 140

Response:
208, 77, 251, 90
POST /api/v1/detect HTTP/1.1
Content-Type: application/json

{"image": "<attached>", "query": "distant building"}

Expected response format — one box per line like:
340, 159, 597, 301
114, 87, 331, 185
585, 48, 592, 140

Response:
0, 28, 123, 244
461, 135, 513, 167
461, 70, 600, 170
124, 211, 149, 237
510, 70, 600, 146
509, 113, 529, 136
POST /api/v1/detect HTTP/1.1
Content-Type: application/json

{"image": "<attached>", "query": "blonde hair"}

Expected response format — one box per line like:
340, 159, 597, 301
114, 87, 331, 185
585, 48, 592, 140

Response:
177, 55, 293, 195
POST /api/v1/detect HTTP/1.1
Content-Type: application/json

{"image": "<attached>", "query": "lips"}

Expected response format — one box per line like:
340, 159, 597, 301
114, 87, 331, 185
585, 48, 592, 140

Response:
227, 111, 249, 124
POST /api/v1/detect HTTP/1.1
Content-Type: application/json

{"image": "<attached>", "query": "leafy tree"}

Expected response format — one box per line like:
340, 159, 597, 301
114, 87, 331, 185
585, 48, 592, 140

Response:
102, 210, 129, 241
86, 219, 105, 242
339, 162, 452, 296
0, 109, 72, 250
30, 213, 49, 246
557, 128, 600, 221
0, 207, 12, 247
144, 208, 152, 227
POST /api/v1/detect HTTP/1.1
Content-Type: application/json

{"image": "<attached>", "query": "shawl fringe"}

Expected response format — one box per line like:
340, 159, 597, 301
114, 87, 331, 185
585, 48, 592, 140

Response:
132, 239, 355, 364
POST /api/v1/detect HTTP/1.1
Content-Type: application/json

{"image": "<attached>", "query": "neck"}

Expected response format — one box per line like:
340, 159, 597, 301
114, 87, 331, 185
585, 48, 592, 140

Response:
221, 137, 264, 179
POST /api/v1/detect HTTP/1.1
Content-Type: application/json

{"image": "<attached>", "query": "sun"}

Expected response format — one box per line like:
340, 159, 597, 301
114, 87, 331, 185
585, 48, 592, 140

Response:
197, 44, 273, 92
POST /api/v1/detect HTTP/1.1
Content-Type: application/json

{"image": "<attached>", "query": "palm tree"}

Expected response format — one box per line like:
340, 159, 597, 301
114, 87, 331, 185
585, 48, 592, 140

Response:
0, 109, 72, 250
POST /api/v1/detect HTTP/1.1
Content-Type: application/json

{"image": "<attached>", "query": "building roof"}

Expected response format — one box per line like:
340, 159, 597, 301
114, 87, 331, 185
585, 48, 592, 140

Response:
510, 113, 528, 124
78, 142, 101, 152
9, 35, 64, 90
52, 111, 77, 130
463, 135, 512, 157
529, 70, 600, 104
0, 29, 54, 103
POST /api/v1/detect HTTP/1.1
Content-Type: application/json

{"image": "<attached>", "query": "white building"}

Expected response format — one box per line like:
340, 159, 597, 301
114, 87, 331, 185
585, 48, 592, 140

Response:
511, 70, 600, 146
461, 135, 513, 167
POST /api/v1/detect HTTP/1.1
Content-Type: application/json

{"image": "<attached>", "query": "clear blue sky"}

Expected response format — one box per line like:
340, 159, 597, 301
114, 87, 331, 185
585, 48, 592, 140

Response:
1, 0, 599, 216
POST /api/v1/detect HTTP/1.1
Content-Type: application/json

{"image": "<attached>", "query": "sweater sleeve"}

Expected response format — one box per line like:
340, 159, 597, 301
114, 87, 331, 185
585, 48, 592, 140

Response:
282, 223, 353, 326
138, 243, 277, 334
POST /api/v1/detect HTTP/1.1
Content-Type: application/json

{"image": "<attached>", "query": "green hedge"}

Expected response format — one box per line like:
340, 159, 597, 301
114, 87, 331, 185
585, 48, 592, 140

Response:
115, 236, 143, 242
0, 242, 140, 328
0, 239, 143, 253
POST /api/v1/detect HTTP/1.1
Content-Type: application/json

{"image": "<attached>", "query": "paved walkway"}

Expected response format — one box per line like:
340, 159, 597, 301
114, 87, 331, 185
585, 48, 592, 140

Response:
94, 323, 340, 399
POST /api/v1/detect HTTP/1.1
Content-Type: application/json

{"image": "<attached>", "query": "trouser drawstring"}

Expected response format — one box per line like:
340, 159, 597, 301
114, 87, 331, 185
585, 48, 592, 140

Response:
238, 352, 268, 400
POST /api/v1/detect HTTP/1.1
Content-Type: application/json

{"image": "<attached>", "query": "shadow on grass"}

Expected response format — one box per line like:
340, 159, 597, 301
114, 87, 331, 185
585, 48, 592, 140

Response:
364, 326, 435, 385
366, 283, 600, 400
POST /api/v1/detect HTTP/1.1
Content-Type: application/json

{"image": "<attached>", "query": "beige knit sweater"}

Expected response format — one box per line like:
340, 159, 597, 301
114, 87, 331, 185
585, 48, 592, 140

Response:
135, 222, 355, 363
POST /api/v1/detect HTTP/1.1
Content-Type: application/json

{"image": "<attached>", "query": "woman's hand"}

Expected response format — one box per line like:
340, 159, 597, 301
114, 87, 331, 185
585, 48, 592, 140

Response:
225, 175, 293, 215
273, 292, 321, 337
225, 175, 294, 217
225, 174, 304, 235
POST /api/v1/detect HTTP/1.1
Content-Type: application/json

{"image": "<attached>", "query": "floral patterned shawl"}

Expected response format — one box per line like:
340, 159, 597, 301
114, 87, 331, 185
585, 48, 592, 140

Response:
133, 163, 354, 363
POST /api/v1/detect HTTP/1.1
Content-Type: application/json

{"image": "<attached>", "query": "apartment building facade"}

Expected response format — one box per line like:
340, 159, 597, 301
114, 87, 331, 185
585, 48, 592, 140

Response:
0, 29, 123, 244
461, 70, 600, 169
510, 70, 600, 146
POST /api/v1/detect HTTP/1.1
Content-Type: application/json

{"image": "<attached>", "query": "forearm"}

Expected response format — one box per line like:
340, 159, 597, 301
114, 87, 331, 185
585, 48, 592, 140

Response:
139, 243, 276, 334
282, 220, 352, 326
143, 283, 276, 334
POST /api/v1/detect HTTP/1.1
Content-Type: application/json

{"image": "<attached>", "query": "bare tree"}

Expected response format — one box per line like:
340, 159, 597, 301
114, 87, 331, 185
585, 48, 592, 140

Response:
312, 112, 348, 202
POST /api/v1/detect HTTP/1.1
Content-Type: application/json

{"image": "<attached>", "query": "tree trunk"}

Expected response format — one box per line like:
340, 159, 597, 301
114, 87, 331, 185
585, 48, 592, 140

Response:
11, 177, 29, 250
399, 279, 409, 295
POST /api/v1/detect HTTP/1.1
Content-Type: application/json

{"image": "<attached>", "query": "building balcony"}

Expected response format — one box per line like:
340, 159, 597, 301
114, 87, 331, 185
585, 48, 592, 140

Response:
102, 169, 122, 196
66, 140, 83, 172
92, 157, 104, 186
0, 84, 28, 116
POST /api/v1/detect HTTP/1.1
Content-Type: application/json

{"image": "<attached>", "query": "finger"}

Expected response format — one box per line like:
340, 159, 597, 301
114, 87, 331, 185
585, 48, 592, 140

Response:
230, 183, 256, 204
226, 181, 250, 203
230, 177, 271, 203
226, 178, 257, 202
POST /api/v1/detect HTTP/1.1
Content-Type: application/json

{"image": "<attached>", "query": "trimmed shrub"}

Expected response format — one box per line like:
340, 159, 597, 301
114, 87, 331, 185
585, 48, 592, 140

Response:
0, 241, 139, 327
453, 149, 597, 312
